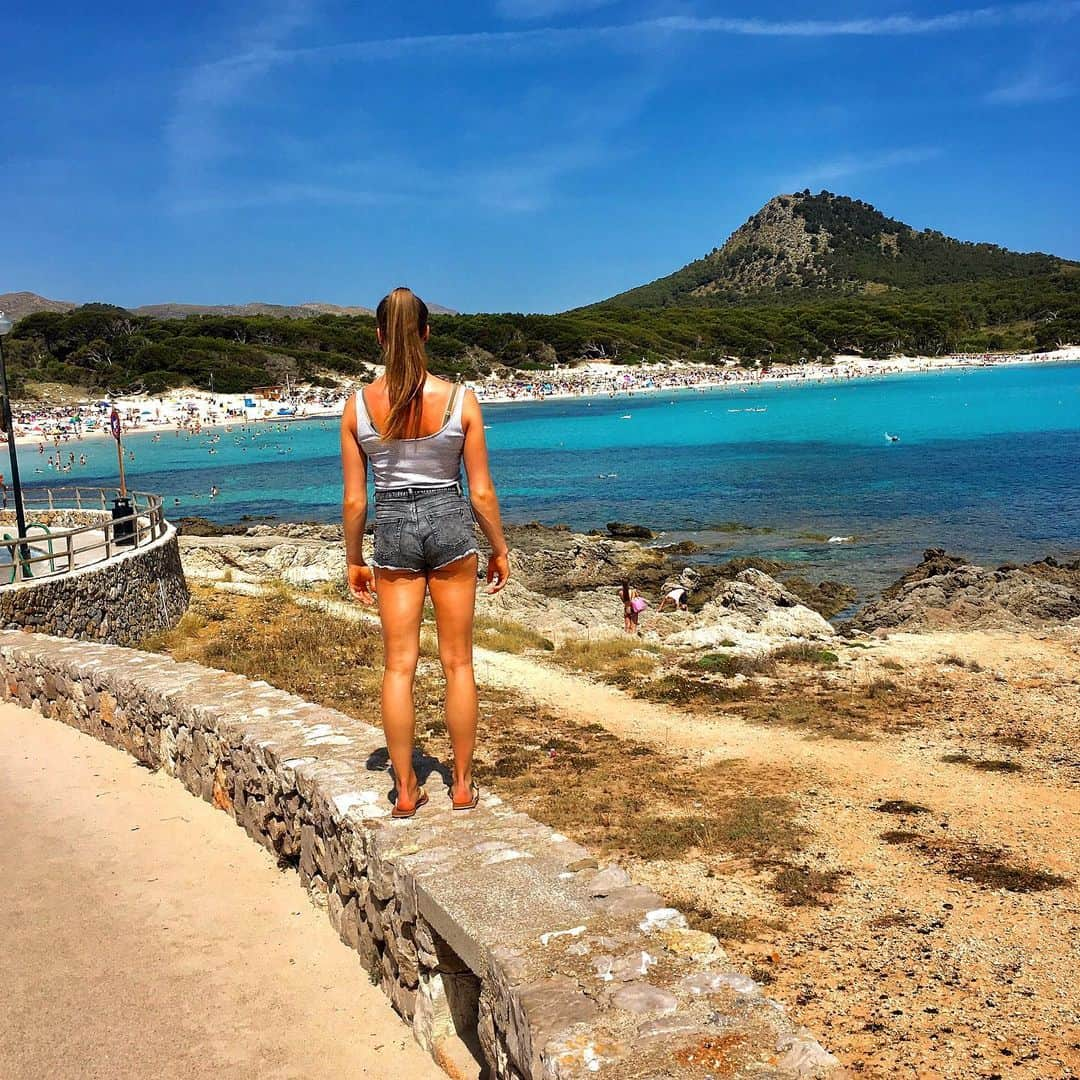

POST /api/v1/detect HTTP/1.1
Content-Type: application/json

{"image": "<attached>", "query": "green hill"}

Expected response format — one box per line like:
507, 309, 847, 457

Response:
605, 191, 1073, 307
3, 192, 1078, 396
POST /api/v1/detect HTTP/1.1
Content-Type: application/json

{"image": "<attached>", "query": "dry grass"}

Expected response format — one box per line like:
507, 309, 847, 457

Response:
473, 614, 554, 654
638, 660, 930, 741
874, 798, 931, 815
947, 848, 1069, 892
735, 695, 873, 741
142, 609, 209, 651
554, 636, 662, 687
881, 829, 1070, 893
667, 896, 787, 943
941, 751, 1024, 773
940, 653, 984, 672
318, 576, 353, 603
864, 676, 899, 699
470, 714, 809, 886
695, 651, 776, 677
640, 672, 760, 707
144, 585, 819, 908
770, 866, 847, 907
771, 642, 840, 667
141, 586, 392, 724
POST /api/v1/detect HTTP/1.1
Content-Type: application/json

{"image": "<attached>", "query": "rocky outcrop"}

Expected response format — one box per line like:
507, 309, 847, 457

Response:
482, 580, 628, 640
180, 533, 349, 588
694, 195, 825, 296
668, 569, 835, 649
181, 528, 841, 649
485, 567, 833, 650
182, 522, 671, 599
509, 538, 669, 597
848, 549, 1080, 632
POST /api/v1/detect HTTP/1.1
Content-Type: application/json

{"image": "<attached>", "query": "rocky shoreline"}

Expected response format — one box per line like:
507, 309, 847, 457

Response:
849, 547, 1080, 632
177, 519, 1080, 646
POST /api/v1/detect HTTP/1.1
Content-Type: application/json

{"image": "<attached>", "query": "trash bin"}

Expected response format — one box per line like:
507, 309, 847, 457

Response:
112, 496, 136, 547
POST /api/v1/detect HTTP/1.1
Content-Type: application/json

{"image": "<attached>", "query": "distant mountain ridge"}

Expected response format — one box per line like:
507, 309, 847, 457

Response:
0, 292, 457, 322
0, 291, 78, 320
603, 191, 1075, 308
131, 300, 377, 319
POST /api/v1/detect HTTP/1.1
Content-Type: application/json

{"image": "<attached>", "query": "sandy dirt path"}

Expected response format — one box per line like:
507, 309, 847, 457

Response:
473, 644, 1079, 867
0, 702, 441, 1080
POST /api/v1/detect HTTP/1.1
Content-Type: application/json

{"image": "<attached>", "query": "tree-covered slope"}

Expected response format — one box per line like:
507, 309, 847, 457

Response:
5, 269, 1078, 397
605, 191, 1073, 307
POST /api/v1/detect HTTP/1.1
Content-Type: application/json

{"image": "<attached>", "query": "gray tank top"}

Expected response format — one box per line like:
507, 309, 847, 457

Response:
354, 383, 466, 490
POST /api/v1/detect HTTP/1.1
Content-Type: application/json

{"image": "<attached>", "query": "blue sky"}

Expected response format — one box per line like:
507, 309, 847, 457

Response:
4, 1, 1079, 313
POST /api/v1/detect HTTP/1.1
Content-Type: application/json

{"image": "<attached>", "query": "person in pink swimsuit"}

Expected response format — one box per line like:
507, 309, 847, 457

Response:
621, 580, 649, 634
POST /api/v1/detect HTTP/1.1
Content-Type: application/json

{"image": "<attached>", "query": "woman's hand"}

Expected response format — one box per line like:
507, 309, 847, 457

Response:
348, 563, 377, 605
485, 552, 510, 594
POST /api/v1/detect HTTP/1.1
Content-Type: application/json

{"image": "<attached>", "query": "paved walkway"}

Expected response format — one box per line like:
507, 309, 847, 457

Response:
0, 702, 441, 1080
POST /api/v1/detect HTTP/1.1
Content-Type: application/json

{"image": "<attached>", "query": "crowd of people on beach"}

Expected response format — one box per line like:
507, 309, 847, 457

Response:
0, 349, 1068, 442
465, 349, 1064, 403
3, 385, 356, 444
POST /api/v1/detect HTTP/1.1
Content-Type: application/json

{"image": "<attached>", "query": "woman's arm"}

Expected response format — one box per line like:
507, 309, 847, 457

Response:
460, 390, 510, 593
340, 395, 375, 604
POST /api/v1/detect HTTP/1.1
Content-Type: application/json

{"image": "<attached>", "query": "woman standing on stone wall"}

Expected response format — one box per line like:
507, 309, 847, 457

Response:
340, 287, 510, 818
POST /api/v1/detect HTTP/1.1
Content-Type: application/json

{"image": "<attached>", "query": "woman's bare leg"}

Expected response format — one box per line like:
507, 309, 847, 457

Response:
375, 568, 428, 810
427, 554, 479, 805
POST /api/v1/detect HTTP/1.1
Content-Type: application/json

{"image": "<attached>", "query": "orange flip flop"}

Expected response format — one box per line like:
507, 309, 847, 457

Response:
392, 787, 429, 819
452, 783, 480, 811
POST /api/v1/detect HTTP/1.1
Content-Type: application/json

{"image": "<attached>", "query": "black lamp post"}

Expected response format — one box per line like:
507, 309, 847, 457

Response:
0, 312, 31, 575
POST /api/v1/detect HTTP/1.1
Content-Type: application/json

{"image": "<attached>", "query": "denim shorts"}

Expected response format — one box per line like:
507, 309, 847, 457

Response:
371, 483, 479, 573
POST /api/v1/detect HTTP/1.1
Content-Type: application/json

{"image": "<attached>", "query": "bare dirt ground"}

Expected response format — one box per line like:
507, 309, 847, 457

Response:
477, 630, 1080, 1080
152, 587, 1080, 1079
0, 700, 441, 1080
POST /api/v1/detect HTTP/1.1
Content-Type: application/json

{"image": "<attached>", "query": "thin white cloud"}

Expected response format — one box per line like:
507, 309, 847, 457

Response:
166, 1, 1080, 215
985, 69, 1074, 103
495, 0, 619, 18
230, 0, 1080, 68
651, 2, 1080, 37
780, 147, 943, 190
165, 0, 319, 198
166, 1, 661, 216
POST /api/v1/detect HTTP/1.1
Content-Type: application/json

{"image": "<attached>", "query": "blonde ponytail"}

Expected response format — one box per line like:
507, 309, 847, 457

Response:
376, 287, 430, 440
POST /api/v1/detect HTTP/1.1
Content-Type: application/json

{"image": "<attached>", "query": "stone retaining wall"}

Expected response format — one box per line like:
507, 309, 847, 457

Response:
0, 525, 189, 643
0, 633, 840, 1080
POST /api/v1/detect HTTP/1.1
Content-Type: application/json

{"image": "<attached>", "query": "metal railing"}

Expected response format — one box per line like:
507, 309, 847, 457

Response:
1, 487, 168, 585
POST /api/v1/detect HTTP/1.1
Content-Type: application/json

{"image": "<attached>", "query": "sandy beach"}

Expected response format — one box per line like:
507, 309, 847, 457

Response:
468, 346, 1080, 404
5, 346, 1077, 449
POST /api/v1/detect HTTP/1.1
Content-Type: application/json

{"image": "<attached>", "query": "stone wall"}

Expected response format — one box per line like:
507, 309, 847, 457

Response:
0, 526, 189, 644
0, 633, 840, 1080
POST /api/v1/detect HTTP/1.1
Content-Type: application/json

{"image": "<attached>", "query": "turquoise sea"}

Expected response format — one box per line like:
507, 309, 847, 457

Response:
21, 362, 1080, 597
